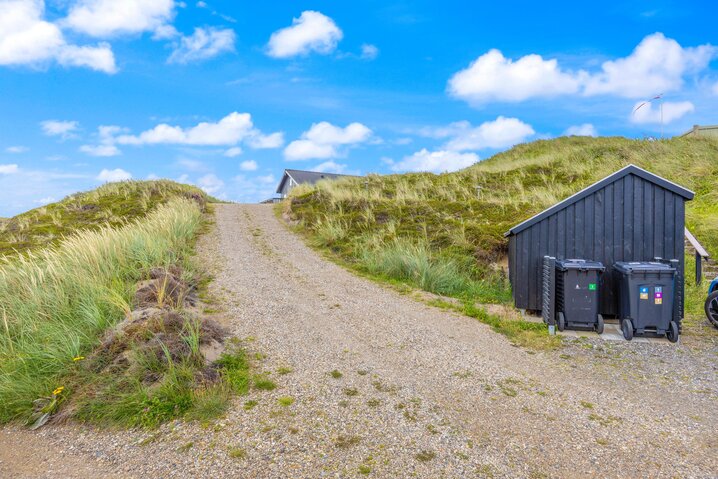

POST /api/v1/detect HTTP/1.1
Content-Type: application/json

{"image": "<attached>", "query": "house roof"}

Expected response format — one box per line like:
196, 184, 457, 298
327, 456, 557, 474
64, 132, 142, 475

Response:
276, 169, 357, 194
680, 124, 718, 137
505, 164, 695, 237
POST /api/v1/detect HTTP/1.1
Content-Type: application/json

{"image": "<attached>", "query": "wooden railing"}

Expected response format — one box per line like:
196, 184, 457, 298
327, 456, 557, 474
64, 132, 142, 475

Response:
685, 227, 710, 284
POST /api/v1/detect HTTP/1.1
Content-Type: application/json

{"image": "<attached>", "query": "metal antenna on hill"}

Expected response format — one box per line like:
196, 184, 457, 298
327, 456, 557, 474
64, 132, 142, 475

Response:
633, 93, 664, 139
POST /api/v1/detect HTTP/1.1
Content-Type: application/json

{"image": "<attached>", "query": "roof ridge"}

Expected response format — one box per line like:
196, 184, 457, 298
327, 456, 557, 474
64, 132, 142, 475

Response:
506, 164, 694, 236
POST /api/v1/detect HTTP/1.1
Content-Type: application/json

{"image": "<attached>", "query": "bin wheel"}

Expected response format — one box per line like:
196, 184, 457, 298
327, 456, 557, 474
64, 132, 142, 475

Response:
596, 314, 604, 335
557, 312, 565, 332
621, 319, 633, 341
666, 321, 679, 343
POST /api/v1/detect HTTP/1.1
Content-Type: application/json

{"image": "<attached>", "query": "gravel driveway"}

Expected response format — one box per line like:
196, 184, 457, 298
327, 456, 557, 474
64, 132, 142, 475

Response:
1, 203, 717, 478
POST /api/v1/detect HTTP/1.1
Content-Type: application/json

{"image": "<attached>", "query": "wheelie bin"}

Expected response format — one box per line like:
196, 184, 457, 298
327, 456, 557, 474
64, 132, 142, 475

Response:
555, 259, 605, 334
613, 261, 679, 342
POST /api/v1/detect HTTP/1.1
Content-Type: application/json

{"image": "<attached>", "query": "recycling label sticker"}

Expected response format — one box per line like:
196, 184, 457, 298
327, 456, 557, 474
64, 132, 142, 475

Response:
640, 286, 649, 300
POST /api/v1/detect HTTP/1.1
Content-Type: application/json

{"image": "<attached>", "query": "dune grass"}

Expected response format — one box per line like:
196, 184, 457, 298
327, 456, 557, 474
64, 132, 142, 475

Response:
287, 136, 718, 344
0, 180, 212, 257
0, 198, 205, 424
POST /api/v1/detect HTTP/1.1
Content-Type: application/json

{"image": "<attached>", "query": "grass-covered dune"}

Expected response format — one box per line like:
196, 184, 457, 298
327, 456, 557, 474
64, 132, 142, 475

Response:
0, 180, 212, 257
286, 136, 718, 345
0, 182, 262, 428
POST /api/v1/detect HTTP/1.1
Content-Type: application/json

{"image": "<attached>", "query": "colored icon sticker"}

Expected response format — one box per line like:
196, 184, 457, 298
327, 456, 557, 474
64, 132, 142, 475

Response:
588, 283, 597, 291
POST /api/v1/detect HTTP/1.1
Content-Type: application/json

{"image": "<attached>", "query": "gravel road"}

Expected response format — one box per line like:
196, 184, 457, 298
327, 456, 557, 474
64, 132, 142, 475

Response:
1, 203, 716, 478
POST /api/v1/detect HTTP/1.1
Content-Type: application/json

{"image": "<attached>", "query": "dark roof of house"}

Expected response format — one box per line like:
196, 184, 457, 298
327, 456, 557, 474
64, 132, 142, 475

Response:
505, 164, 695, 237
680, 124, 718, 137
276, 169, 357, 194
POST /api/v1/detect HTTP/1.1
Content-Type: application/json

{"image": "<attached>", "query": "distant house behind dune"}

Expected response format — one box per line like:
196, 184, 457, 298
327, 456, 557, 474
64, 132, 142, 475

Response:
275, 169, 358, 199
680, 125, 718, 138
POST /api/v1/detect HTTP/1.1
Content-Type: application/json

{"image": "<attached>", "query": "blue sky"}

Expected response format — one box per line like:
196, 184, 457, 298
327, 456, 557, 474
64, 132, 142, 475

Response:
1, 0, 717, 215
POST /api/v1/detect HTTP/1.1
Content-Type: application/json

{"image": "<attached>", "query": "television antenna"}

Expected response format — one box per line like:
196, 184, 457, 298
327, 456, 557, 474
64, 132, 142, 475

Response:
633, 93, 664, 139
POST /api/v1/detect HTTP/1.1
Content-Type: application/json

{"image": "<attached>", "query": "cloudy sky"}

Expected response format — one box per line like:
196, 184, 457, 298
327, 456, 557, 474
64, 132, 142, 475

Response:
1, 0, 717, 215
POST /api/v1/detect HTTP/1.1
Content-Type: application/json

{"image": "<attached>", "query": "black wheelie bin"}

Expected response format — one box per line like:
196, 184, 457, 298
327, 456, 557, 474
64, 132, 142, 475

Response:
555, 259, 605, 334
613, 261, 679, 342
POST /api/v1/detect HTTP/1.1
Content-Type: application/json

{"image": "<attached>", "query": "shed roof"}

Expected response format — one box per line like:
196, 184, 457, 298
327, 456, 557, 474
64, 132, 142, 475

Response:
505, 164, 694, 237
276, 169, 356, 194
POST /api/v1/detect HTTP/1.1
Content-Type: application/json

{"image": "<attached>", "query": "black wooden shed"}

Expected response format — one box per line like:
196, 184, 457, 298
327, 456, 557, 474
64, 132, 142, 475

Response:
506, 164, 694, 318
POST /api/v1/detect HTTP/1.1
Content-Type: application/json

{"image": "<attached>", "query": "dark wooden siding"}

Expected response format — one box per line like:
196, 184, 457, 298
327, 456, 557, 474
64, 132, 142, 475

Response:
508, 173, 687, 316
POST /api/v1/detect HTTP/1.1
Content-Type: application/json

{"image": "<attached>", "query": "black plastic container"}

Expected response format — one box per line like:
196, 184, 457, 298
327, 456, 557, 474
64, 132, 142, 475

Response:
555, 259, 605, 333
613, 261, 678, 342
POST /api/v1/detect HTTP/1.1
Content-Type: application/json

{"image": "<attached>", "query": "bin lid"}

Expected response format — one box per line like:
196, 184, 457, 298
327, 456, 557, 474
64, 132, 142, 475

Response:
555, 259, 605, 272
613, 261, 676, 274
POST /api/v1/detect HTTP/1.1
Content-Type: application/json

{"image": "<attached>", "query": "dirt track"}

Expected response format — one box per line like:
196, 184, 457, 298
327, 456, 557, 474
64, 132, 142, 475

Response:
1, 203, 716, 478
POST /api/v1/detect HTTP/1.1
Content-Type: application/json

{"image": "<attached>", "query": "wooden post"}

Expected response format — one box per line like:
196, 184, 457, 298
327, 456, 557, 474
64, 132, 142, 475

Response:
696, 251, 702, 285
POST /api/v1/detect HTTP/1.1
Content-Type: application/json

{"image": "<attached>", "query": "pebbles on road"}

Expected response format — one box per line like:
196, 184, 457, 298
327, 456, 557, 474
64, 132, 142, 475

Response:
1, 203, 716, 478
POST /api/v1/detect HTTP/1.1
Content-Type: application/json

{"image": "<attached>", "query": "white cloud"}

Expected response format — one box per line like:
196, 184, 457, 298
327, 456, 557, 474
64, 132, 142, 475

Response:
360, 44, 379, 60
247, 132, 284, 149
0, 0, 116, 73
424, 117, 534, 151
448, 49, 582, 104
0, 164, 19, 174
584, 33, 715, 98
448, 33, 716, 105
168, 27, 235, 64
197, 173, 224, 194
41, 120, 79, 138
240, 160, 258, 171
284, 141, 336, 160
5, 146, 28, 153
79, 144, 120, 156
80, 125, 125, 156
267, 11, 342, 58
152, 24, 179, 40
392, 149, 479, 174
284, 121, 372, 160
313, 160, 350, 174
117, 112, 254, 146
34, 196, 56, 205
63, 0, 175, 38
563, 123, 598, 137
224, 146, 243, 157
630, 100, 695, 124
97, 168, 132, 182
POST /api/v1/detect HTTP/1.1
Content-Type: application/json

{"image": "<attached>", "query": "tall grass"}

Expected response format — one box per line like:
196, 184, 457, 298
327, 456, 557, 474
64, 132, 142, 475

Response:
0, 198, 202, 422
0, 180, 211, 257
288, 136, 718, 344
360, 239, 467, 296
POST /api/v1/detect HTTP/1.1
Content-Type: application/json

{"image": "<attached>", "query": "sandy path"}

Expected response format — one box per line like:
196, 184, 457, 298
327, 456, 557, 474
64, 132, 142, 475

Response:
0, 203, 715, 478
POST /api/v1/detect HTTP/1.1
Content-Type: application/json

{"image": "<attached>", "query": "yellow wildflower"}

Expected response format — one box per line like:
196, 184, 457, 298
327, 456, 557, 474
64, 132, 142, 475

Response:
73, 356, 85, 361
52, 386, 64, 396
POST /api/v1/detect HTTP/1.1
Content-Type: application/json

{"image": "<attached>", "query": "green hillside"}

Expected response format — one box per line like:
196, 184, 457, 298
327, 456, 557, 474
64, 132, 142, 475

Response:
286, 136, 718, 344
0, 180, 213, 257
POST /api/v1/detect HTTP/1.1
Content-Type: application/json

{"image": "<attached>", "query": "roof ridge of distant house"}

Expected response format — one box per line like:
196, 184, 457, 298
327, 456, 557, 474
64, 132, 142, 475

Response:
505, 164, 695, 237
276, 168, 361, 195
283, 168, 360, 176
680, 124, 718, 137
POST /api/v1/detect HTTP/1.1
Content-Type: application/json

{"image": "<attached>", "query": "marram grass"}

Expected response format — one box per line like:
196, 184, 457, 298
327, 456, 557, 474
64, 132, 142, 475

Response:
0, 198, 202, 423
288, 136, 718, 346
